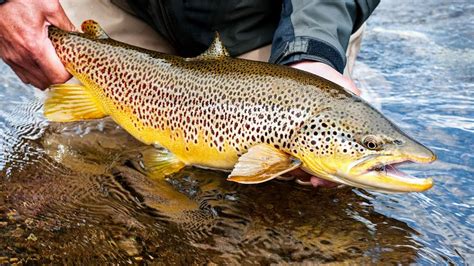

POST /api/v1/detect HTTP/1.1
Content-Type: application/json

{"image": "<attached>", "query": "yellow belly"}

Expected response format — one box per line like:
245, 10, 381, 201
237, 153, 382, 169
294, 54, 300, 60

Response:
108, 104, 239, 170
144, 126, 239, 169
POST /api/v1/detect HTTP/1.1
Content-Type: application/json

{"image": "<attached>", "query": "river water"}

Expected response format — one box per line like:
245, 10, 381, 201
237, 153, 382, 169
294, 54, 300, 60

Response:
0, 0, 472, 264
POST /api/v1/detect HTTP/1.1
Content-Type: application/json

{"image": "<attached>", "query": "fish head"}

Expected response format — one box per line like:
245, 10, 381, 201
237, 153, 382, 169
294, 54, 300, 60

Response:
291, 98, 436, 192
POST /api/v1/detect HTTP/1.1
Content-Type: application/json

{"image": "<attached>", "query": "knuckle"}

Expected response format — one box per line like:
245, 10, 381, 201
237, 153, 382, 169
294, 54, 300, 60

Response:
50, 72, 71, 84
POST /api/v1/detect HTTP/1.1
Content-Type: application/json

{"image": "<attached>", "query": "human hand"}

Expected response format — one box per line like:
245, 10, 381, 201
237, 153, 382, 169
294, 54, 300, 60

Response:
0, 0, 75, 89
290, 61, 361, 96
288, 61, 361, 188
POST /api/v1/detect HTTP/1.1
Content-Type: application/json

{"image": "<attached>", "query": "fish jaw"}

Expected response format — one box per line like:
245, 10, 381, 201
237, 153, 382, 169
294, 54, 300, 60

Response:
299, 144, 436, 193
334, 162, 434, 193
341, 138, 436, 192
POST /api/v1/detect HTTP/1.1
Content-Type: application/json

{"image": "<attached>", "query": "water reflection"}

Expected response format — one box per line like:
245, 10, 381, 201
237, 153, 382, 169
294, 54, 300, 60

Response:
1, 119, 421, 264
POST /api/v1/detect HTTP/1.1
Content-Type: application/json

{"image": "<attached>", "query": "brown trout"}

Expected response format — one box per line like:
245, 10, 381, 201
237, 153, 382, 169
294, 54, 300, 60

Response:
44, 20, 436, 192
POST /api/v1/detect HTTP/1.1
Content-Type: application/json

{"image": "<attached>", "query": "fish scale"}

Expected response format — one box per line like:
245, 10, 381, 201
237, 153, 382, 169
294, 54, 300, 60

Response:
44, 20, 436, 192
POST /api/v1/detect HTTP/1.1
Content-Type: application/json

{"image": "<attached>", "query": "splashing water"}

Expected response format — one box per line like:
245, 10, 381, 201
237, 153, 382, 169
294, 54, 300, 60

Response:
0, 0, 472, 264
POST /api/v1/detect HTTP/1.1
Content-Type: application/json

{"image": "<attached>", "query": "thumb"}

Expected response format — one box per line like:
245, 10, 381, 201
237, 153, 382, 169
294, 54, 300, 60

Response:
45, 3, 76, 31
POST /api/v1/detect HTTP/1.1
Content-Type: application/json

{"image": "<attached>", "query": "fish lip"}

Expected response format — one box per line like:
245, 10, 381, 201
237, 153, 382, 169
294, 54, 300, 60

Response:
347, 153, 404, 176
339, 155, 435, 193
346, 154, 382, 172
350, 152, 435, 175
362, 158, 412, 174
410, 153, 437, 164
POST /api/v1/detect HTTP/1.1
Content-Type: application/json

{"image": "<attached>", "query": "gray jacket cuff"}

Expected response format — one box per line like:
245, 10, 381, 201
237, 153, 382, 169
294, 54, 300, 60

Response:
269, 36, 345, 72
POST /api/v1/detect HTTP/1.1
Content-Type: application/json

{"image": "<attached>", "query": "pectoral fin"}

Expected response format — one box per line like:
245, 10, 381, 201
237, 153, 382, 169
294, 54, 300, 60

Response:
228, 144, 301, 184
142, 148, 185, 180
44, 84, 107, 122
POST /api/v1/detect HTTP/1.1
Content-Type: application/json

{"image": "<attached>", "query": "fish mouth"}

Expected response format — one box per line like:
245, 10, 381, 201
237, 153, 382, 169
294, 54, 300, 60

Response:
333, 155, 435, 193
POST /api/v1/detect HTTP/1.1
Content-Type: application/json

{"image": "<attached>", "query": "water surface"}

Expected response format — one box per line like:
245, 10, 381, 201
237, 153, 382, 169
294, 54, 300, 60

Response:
0, 0, 473, 264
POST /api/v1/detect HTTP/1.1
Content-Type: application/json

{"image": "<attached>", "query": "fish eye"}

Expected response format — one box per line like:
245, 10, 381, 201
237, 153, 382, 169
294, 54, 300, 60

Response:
362, 135, 382, 150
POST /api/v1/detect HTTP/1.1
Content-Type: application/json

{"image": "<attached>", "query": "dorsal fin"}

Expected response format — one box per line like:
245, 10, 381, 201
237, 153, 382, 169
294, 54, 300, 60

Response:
193, 32, 230, 60
81, 20, 109, 39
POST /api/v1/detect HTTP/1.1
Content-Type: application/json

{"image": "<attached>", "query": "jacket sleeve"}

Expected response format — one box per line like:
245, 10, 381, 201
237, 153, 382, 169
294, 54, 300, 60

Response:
269, 0, 380, 73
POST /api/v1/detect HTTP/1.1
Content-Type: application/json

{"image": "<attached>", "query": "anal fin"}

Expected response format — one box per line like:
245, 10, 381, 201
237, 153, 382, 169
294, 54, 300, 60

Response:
44, 84, 107, 122
228, 144, 301, 184
142, 148, 185, 180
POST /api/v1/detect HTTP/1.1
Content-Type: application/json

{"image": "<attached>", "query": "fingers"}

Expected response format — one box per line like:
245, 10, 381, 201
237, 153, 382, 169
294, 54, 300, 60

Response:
351, 87, 361, 96
0, 0, 73, 89
44, 2, 76, 31
310, 176, 338, 188
0, 40, 53, 89
32, 37, 71, 85
2, 37, 67, 89
39, 2, 74, 84
286, 169, 339, 188
8, 64, 30, 84
6, 51, 65, 89
341, 76, 361, 96
289, 61, 362, 96
7, 60, 50, 89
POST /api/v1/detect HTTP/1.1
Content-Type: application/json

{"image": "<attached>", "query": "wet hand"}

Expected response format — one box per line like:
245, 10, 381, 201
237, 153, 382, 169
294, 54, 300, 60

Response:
290, 61, 361, 96
289, 61, 360, 188
0, 0, 75, 89
286, 168, 339, 188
